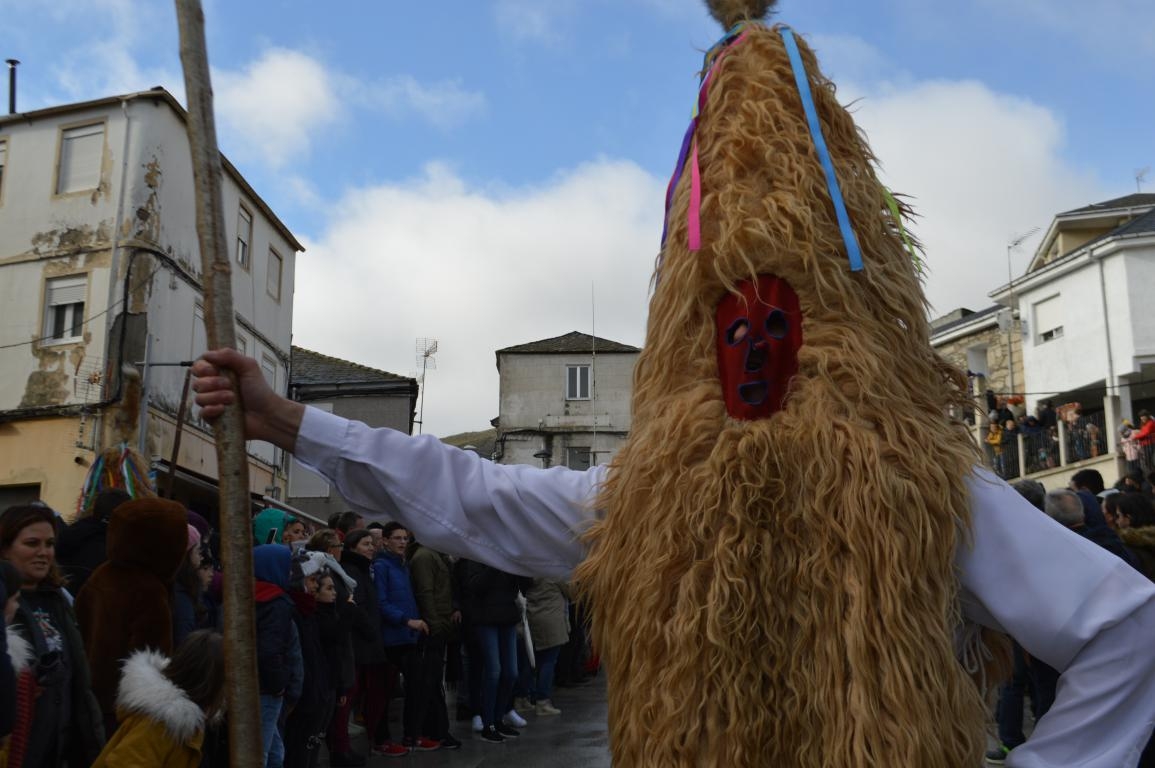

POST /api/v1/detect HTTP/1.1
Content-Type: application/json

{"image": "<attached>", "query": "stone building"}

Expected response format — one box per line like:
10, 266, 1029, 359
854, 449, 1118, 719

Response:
494, 331, 639, 468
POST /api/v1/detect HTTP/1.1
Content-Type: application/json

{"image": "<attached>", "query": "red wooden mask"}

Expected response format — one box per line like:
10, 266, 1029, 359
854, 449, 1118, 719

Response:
715, 275, 803, 420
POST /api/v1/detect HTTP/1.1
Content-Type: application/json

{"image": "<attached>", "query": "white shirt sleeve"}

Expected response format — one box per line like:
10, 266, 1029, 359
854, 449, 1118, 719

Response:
294, 406, 602, 577
962, 469, 1155, 767
296, 408, 1155, 764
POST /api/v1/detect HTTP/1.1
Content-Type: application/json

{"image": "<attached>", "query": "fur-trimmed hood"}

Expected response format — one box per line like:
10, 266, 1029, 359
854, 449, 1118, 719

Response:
1119, 526, 1155, 550
116, 650, 204, 743
6, 625, 33, 673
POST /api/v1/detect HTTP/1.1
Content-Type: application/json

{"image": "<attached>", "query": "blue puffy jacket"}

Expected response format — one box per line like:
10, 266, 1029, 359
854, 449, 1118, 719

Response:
372, 552, 419, 646
253, 545, 297, 695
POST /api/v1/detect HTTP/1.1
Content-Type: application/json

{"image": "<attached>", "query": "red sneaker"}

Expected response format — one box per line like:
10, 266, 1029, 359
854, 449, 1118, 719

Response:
403, 736, 441, 751
372, 742, 410, 757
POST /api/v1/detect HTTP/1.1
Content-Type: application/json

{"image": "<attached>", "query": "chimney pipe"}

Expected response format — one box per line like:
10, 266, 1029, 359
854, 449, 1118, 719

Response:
6, 59, 18, 115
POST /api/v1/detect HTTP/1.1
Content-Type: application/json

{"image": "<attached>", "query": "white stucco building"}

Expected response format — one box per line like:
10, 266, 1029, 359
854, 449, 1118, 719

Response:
494, 331, 639, 468
0, 89, 302, 516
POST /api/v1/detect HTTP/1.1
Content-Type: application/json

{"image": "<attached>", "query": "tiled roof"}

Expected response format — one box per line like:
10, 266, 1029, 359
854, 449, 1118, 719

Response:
1060, 193, 1155, 216
1111, 207, 1155, 237
291, 346, 412, 386
929, 305, 1001, 338
496, 331, 640, 355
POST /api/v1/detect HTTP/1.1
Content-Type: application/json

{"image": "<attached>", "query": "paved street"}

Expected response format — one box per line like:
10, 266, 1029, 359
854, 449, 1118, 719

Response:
326, 676, 611, 768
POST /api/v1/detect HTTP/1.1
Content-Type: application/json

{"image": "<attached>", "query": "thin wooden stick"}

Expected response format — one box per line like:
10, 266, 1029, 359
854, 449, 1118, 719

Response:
173, 2, 260, 765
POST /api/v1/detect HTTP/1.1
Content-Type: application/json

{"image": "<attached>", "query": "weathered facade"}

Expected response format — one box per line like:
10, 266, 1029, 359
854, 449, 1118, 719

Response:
0, 89, 302, 517
494, 331, 639, 468
285, 346, 418, 522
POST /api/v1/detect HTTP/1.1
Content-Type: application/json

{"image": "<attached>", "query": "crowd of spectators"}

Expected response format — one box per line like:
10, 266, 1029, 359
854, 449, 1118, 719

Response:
986, 467, 1155, 765
0, 494, 594, 767
982, 392, 1154, 481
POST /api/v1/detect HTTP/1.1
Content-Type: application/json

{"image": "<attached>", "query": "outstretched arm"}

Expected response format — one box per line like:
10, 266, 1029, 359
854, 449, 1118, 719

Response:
193, 349, 601, 577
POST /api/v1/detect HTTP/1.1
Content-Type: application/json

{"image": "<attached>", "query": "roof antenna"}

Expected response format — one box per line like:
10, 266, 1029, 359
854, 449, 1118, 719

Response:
1136, 167, 1149, 193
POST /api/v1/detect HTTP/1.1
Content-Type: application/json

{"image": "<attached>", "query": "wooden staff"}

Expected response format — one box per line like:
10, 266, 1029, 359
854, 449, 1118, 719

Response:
173, 2, 261, 765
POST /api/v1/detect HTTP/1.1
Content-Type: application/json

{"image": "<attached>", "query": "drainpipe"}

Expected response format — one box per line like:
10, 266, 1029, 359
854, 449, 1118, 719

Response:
1097, 257, 1120, 456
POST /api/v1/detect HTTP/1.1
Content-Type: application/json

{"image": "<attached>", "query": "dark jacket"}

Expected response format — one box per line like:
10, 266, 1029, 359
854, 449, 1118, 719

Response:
75, 498, 188, 723
56, 516, 108, 596
253, 545, 297, 696
340, 550, 385, 665
288, 591, 330, 715
372, 552, 420, 646
459, 560, 531, 627
1075, 490, 1138, 569
15, 583, 106, 767
409, 544, 456, 638
316, 599, 354, 694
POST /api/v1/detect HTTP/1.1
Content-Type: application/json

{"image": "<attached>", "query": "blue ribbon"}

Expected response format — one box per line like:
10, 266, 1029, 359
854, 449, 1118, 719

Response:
780, 26, 863, 272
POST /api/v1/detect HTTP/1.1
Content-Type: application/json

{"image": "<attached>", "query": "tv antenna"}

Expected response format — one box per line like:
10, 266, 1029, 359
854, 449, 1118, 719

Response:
1136, 167, 1150, 193
414, 338, 438, 434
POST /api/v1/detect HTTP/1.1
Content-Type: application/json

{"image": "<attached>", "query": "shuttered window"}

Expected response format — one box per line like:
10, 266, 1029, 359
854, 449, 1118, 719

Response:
57, 123, 104, 194
1034, 295, 1063, 343
236, 205, 253, 269
44, 276, 87, 341
267, 248, 282, 301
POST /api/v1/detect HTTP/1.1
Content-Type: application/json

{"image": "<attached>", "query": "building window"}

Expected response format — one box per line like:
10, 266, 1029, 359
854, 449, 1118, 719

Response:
267, 248, 282, 301
43, 276, 87, 342
260, 353, 278, 391
237, 334, 248, 357
566, 446, 592, 471
236, 205, 253, 270
56, 122, 105, 195
566, 364, 590, 400
1034, 295, 1063, 344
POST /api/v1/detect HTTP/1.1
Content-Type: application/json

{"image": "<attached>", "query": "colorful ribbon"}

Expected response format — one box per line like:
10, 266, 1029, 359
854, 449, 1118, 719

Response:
780, 26, 863, 272
882, 187, 923, 275
660, 23, 750, 256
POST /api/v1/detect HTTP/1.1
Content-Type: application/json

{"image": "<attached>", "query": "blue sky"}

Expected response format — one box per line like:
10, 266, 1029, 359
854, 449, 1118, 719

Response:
4, 0, 1153, 435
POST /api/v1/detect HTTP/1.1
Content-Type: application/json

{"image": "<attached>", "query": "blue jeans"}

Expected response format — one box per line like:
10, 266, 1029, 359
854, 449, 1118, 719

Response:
515, 644, 562, 702
474, 623, 518, 727
260, 693, 285, 768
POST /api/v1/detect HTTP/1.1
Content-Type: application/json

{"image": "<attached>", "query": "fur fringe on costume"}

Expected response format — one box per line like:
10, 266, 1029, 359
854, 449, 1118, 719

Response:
7, 626, 33, 673
575, 14, 987, 768
116, 650, 205, 744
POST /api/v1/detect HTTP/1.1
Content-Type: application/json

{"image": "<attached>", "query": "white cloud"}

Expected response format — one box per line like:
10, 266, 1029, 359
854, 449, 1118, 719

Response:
214, 48, 342, 169
291, 159, 663, 436
493, 0, 574, 44
345, 74, 486, 130
213, 48, 485, 168
804, 36, 1109, 316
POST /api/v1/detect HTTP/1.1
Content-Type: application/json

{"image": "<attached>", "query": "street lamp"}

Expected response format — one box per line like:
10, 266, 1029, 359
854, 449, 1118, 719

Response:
1004, 227, 1039, 398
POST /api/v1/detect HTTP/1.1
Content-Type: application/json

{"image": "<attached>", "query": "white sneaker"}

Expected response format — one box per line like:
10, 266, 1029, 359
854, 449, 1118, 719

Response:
503, 709, 527, 728
471, 715, 484, 733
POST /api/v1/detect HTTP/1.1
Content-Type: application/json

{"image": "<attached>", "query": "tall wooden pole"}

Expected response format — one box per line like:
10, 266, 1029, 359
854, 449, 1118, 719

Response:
173, 2, 260, 765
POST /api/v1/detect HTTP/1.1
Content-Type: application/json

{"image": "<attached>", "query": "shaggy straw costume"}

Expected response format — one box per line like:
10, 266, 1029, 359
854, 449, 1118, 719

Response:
574, 1, 988, 765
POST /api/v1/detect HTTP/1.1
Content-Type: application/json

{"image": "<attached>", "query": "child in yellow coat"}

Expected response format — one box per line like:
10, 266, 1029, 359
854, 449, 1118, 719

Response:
91, 631, 224, 768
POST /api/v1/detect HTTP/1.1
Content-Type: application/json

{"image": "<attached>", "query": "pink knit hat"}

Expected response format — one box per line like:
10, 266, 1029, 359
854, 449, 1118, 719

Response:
187, 523, 202, 552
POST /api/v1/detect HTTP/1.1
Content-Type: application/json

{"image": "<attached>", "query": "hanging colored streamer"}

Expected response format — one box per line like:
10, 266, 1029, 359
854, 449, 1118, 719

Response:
882, 187, 923, 275
659, 23, 750, 259
780, 26, 864, 272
